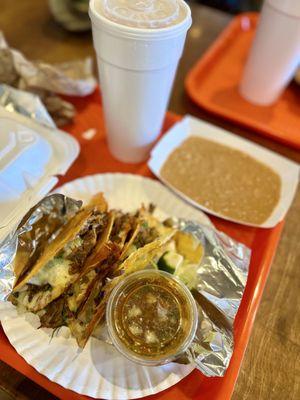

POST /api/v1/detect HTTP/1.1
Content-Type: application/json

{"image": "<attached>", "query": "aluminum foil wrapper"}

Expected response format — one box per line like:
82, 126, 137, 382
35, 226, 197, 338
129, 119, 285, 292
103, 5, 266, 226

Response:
0, 194, 82, 300
0, 198, 250, 378
94, 219, 250, 378
0, 84, 56, 128
172, 219, 250, 377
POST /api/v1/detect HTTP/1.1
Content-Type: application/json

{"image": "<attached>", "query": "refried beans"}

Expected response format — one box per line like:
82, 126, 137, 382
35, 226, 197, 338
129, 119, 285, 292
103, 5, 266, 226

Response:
160, 136, 281, 225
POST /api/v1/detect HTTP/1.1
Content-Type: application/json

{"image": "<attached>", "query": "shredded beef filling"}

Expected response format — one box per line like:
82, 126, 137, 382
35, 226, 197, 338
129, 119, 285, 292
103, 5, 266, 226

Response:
67, 229, 97, 274
66, 212, 108, 274
133, 224, 159, 248
27, 283, 52, 302
39, 296, 66, 328
110, 213, 135, 243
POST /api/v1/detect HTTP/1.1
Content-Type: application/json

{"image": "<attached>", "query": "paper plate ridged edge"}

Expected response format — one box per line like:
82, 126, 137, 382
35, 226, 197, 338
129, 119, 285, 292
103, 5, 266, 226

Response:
1, 173, 211, 399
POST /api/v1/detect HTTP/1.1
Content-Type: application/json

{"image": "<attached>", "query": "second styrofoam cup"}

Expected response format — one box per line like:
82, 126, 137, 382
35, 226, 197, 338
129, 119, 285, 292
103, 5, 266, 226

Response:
89, 0, 192, 163
240, 0, 300, 105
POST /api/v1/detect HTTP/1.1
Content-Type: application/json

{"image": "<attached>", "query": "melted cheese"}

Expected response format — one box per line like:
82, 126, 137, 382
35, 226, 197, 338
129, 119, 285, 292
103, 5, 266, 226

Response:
28, 236, 83, 288
29, 258, 71, 288
67, 270, 97, 312
61, 237, 83, 257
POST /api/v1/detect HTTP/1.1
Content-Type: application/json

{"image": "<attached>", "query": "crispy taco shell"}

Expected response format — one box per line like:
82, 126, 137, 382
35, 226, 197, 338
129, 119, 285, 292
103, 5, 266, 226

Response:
11, 212, 113, 313
13, 206, 97, 291
13, 192, 107, 289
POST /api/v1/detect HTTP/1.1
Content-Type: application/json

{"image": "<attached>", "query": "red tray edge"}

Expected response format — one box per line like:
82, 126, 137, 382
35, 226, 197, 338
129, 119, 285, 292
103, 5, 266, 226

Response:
223, 220, 284, 399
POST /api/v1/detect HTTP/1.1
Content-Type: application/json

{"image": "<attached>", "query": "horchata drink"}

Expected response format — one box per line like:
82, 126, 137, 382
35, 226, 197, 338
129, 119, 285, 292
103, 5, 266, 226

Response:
89, 0, 192, 163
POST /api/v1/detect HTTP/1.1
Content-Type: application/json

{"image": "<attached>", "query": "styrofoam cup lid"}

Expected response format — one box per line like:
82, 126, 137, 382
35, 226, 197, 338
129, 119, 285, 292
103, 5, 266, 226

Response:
102, 0, 184, 28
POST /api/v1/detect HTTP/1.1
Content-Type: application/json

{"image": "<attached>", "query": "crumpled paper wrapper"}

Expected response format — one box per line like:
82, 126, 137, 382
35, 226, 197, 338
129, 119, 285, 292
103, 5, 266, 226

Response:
0, 195, 251, 377
0, 32, 97, 126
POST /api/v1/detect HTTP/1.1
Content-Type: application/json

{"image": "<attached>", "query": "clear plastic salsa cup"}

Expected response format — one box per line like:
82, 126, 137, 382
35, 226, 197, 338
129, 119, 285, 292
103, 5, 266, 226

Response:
106, 269, 198, 366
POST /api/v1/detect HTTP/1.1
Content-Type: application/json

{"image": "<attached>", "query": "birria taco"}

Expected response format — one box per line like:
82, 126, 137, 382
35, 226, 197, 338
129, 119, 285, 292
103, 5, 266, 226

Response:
10, 194, 110, 312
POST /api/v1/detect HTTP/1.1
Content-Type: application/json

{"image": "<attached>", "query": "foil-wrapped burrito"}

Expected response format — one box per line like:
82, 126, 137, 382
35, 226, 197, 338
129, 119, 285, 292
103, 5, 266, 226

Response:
0, 193, 250, 377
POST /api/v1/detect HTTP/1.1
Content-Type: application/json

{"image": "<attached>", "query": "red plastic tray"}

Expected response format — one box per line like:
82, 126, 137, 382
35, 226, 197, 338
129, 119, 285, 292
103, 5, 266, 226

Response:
0, 90, 284, 400
185, 13, 300, 150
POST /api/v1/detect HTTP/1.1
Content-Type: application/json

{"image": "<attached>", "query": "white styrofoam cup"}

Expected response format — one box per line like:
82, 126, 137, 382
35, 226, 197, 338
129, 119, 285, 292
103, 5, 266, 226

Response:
240, 0, 300, 106
89, 0, 192, 163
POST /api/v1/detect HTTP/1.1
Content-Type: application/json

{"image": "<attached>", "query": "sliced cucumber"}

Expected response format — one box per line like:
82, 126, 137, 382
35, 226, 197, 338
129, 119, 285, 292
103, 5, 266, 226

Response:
157, 251, 184, 274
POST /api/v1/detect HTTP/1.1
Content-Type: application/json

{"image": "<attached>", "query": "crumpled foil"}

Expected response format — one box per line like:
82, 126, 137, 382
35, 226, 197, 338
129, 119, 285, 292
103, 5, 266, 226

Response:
0, 194, 82, 300
178, 220, 250, 377
0, 198, 250, 378
0, 84, 56, 128
0, 31, 97, 126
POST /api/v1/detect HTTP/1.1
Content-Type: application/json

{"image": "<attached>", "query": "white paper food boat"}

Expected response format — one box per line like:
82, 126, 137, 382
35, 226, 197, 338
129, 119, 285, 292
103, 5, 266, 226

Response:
148, 115, 299, 228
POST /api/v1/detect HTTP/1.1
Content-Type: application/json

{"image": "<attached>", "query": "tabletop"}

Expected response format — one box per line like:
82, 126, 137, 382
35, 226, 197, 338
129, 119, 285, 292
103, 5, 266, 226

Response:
0, 1, 299, 400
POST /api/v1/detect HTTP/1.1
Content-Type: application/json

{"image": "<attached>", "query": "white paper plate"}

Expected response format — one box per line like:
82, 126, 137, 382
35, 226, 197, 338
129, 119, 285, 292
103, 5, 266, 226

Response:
148, 116, 300, 228
0, 173, 211, 399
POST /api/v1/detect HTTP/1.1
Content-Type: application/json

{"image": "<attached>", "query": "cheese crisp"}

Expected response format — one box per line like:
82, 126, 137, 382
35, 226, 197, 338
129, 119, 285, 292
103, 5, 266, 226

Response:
160, 136, 281, 225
